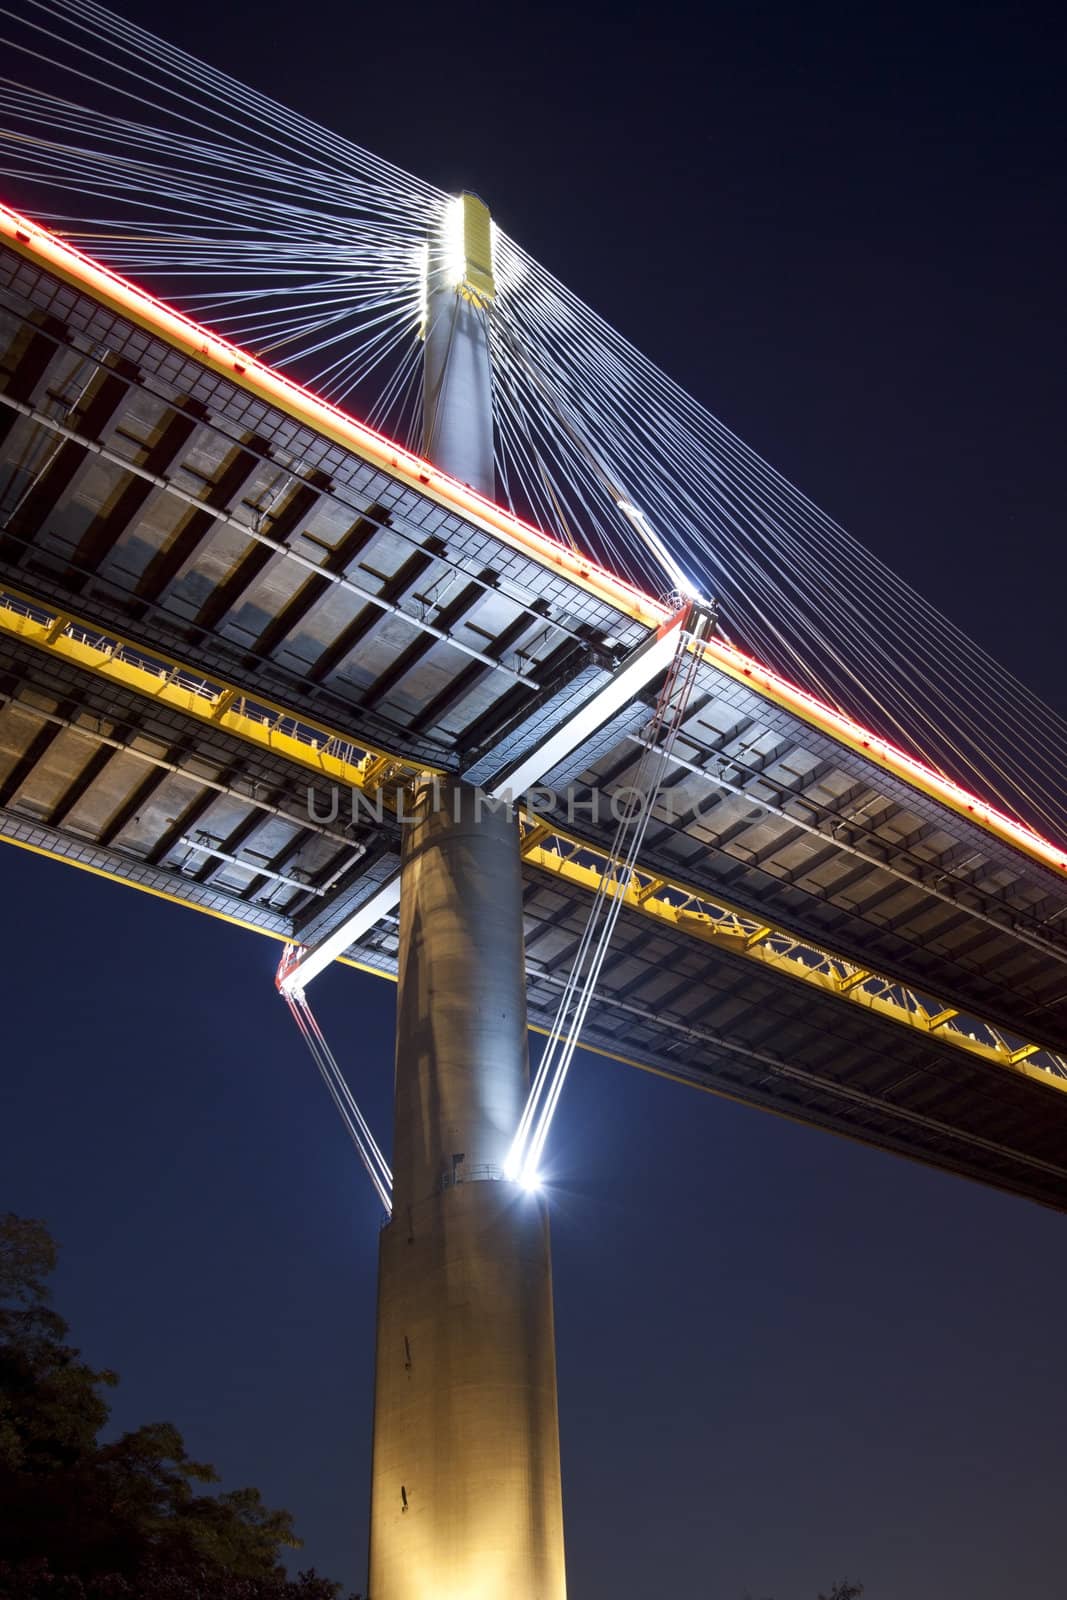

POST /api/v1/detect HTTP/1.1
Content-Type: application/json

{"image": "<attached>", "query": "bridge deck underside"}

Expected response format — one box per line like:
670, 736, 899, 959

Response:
3, 238, 1067, 1210
533, 896, 1067, 1214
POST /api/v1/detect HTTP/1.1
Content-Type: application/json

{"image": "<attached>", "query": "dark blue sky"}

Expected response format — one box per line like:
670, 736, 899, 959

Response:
3, 1, 1067, 1596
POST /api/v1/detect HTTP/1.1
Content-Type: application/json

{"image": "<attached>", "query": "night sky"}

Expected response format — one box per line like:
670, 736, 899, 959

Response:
3, 2, 1067, 1596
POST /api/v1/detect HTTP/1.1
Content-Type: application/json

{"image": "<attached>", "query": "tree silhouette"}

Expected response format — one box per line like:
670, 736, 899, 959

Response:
743, 1578, 864, 1599
0, 1214, 357, 1598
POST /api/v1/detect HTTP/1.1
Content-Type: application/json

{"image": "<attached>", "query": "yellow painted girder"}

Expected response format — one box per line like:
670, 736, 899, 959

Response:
516, 814, 1067, 1098
2, 578, 1065, 1101
0, 584, 437, 796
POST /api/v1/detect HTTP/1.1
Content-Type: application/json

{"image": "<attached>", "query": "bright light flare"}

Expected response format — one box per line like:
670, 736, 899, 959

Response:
442, 194, 467, 289
416, 240, 429, 333
503, 1151, 542, 1194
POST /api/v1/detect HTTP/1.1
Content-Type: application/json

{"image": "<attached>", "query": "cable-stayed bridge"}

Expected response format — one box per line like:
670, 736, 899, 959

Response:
1, 4, 1066, 1596
3, 202, 1065, 1205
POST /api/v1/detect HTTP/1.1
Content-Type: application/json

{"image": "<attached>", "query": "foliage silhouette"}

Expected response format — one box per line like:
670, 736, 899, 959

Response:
0, 1215, 359, 1599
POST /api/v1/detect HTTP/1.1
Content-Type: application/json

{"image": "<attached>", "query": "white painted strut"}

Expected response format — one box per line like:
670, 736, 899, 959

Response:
278, 605, 692, 994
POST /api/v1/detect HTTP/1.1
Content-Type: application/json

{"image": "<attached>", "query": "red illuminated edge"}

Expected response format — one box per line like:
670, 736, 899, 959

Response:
2, 201, 1064, 879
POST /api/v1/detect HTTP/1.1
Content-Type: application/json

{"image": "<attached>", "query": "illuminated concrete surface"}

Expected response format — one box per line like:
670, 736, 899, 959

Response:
369, 780, 565, 1598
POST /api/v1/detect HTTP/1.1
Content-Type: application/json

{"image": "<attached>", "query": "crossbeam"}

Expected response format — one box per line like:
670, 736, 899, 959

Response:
0, 389, 540, 690
280, 606, 698, 991
4, 578, 1065, 1095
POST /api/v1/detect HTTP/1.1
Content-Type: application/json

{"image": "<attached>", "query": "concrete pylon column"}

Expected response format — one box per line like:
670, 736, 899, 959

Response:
367, 199, 567, 1599
421, 192, 496, 496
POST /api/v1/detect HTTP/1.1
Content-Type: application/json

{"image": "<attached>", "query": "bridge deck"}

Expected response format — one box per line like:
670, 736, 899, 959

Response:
3, 213, 1067, 1211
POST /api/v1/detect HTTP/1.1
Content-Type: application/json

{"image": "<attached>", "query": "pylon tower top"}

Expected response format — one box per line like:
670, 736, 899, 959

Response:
443, 191, 496, 303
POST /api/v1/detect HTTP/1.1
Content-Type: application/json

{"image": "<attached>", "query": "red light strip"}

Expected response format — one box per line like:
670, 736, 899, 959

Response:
2, 201, 1064, 878
700, 634, 1067, 874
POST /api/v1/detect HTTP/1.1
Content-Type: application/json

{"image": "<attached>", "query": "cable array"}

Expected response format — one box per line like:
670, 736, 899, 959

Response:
0, 0, 440, 439
277, 947, 393, 1215
485, 241, 1067, 843
0, 0, 1064, 847
506, 610, 710, 1187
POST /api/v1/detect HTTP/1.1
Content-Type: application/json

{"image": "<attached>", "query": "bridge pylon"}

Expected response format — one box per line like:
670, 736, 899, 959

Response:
367, 195, 567, 1600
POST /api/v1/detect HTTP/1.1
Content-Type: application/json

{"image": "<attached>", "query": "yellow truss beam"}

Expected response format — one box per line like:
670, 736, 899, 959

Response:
516, 813, 1067, 1098
0, 584, 437, 797
2, 581, 1065, 1101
